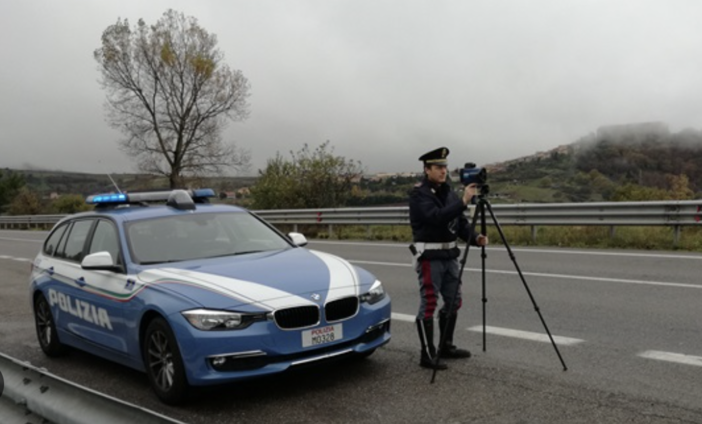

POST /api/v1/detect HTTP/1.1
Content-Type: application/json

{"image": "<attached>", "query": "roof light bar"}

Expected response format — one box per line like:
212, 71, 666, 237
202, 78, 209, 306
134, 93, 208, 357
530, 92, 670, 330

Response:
191, 188, 216, 199
86, 188, 216, 208
88, 193, 128, 204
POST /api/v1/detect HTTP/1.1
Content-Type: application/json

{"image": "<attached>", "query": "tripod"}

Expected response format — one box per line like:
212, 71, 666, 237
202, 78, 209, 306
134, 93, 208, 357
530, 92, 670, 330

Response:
431, 185, 568, 383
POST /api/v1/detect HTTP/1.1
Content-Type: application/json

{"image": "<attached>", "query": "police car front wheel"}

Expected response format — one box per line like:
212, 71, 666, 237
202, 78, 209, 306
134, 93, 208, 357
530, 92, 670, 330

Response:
143, 317, 189, 404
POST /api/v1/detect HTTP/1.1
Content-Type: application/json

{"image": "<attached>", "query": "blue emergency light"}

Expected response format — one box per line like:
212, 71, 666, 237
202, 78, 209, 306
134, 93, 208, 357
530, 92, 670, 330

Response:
87, 193, 128, 204
86, 188, 216, 210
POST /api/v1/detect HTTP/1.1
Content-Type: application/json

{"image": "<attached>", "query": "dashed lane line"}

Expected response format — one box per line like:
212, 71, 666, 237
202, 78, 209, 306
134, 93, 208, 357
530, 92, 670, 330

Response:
393, 312, 583, 346
396, 312, 702, 368
467, 325, 585, 346
391, 312, 416, 322
638, 350, 702, 367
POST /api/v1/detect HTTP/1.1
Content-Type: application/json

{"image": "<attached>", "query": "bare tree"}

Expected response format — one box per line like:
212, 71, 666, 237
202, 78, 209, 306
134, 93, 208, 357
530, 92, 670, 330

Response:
94, 9, 251, 188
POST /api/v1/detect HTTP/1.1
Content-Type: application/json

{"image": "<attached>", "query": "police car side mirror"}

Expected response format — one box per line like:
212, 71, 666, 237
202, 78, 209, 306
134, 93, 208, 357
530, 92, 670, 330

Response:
288, 232, 308, 247
81, 251, 124, 273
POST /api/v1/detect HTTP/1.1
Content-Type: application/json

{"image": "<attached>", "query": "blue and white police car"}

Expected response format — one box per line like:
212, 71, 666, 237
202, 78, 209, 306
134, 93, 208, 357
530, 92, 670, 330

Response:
29, 189, 391, 403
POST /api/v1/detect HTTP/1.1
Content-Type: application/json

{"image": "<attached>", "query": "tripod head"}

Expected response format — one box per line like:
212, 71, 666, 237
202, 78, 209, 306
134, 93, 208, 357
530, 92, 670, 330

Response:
469, 184, 490, 205
478, 184, 490, 198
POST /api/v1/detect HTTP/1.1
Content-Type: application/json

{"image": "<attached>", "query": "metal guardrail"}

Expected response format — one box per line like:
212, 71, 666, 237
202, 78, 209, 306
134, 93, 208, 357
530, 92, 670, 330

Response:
0, 214, 64, 230
252, 201, 702, 227
0, 352, 185, 424
1, 200, 701, 242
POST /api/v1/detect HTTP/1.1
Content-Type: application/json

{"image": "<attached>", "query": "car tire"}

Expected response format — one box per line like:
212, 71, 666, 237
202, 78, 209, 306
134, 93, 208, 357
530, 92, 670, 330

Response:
143, 317, 189, 404
34, 293, 68, 357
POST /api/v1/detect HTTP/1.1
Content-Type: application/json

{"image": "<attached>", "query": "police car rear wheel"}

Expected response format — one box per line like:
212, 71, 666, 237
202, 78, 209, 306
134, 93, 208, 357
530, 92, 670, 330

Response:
34, 294, 67, 357
143, 317, 188, 404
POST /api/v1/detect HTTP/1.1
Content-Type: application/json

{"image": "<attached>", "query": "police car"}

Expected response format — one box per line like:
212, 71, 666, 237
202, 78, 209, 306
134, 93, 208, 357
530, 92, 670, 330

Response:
29, 189, 391, 404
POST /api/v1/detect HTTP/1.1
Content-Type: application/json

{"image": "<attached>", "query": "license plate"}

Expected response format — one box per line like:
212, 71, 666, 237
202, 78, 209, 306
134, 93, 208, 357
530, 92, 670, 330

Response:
302, 324, 343, 348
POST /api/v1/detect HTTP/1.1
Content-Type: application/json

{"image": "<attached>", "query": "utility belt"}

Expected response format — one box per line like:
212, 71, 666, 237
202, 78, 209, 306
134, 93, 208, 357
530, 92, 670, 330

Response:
413, 241, 457, 252
409, 241, 458, 265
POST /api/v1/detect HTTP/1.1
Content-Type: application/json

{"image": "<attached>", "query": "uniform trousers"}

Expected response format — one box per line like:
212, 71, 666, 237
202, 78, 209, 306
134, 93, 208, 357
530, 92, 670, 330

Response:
415, 257, 462, 320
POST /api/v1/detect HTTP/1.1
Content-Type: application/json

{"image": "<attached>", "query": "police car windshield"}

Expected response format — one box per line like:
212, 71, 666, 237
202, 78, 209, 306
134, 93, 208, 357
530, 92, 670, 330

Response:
126, 212, 291, 265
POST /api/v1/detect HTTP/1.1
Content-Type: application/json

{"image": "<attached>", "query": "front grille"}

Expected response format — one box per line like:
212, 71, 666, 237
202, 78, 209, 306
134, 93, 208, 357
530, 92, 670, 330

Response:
274, 305, 319, 329
325, 297, 359, 322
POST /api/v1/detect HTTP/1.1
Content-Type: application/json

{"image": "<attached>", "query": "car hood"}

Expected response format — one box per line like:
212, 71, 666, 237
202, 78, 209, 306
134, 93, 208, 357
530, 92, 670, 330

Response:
135, 248, 364, 311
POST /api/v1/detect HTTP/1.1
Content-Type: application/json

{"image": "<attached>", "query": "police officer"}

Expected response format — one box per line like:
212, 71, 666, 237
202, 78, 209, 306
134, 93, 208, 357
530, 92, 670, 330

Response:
409, 147, 488, 370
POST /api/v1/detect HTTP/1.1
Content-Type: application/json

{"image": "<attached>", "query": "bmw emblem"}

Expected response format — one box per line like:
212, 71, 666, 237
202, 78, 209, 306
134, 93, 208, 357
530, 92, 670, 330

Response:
310, 293, 321, 301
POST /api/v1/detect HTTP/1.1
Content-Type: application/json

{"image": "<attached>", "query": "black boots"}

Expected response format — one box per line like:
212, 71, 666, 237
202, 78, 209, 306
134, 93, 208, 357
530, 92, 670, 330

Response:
439, 312, 471, 359
416, 318, 447, 370
416, 314, 471, 370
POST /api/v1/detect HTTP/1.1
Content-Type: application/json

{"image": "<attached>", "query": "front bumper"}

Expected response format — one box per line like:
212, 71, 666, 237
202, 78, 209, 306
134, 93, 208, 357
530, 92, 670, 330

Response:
172, 297, 391, 386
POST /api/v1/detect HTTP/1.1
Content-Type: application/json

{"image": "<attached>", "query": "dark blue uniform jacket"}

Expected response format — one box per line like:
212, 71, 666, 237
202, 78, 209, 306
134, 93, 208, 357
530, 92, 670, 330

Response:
409, 177, 477, 260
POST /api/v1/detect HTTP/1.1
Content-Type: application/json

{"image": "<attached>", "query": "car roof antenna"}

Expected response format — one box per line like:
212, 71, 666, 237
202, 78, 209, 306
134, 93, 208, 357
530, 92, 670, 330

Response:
107, 174, 123, 194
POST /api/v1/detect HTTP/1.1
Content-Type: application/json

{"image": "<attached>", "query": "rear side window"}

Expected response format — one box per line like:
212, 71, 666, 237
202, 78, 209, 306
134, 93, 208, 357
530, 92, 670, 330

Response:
43, 223, 69, 256
57, 220, 95, 262
88, 220, 121, 265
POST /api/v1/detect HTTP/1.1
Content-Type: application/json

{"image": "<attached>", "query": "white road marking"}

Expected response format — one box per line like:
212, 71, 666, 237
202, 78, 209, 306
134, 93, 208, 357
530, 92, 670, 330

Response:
392, 312, 416, 322
392, 313, 583, 346
638, 350, 702, 367
467, 325, 584, 345
349, 260, 702, 290
310, 240, 702, 261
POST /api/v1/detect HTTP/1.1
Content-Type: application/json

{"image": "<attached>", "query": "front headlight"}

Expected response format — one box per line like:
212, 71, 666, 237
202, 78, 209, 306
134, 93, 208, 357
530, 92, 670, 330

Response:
359, 280, 386, 305
182, 309, 253, 331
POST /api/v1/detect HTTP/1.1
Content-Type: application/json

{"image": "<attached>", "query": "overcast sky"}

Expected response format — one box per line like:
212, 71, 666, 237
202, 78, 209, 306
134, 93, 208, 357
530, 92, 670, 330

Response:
1, 1, 701, 176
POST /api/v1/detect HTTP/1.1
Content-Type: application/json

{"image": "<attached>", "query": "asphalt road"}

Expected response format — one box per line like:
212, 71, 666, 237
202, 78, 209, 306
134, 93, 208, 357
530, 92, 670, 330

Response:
1, 230, 702, 423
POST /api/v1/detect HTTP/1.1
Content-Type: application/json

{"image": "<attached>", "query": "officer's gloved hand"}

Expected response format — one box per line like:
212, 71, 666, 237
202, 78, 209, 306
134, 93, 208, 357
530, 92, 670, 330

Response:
462, 184, 478, 205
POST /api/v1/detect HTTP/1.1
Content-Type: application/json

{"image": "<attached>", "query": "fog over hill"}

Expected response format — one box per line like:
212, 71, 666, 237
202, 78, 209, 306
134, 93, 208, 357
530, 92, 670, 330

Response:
6, 121, 702, 206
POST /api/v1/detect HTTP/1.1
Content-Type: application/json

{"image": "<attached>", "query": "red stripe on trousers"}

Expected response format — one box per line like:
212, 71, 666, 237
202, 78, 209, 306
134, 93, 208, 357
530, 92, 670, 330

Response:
421, 260, 437, 319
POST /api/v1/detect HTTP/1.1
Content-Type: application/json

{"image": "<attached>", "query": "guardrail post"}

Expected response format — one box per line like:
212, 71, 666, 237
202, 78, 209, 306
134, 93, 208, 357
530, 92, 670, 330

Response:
531, 225, 537, 242
673, 225, 681, 248
328, 224, 333, 239
366, 225, 371, 240
609, 226, 616, 239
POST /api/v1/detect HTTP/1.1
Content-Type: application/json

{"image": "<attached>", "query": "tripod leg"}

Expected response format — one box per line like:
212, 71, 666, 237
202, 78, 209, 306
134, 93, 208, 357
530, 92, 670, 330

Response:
483, 200, 568, 371
417, 318, 447, 370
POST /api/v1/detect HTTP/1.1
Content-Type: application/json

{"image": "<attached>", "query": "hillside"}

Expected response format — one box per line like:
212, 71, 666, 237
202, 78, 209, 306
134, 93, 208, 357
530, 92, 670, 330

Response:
7, 122, 702, 205
350, 123, 702, 205
13, 170, 257, 199
485, 123, 702, 202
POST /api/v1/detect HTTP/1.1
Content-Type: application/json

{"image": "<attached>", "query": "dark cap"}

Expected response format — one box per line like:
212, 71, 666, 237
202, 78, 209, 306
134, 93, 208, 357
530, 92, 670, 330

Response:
418, 147, 450, 166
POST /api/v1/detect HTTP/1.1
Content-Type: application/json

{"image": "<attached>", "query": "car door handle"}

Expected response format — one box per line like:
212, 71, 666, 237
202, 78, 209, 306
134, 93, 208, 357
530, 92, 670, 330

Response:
76, 277, 86, 287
